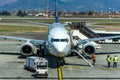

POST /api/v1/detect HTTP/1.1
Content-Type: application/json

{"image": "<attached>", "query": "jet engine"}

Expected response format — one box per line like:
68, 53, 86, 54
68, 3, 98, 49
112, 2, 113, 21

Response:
20, 42, 34, 56
82, 42, 96, 54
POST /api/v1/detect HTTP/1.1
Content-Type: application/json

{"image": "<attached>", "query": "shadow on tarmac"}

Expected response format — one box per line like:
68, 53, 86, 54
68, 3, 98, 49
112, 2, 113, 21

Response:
96, 52, 120, 55
0, 52, 20, 55
46, 56, 66, 68
65, 63, 90, 67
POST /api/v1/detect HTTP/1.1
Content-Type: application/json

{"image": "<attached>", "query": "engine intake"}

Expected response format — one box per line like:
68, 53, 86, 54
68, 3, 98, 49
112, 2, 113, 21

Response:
82, 42, 96, 54
84, 45, 95, 54
20, 42, 34, 56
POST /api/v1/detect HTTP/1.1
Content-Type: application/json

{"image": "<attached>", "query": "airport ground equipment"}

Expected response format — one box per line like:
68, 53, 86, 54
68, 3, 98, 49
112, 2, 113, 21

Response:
24, 56, 48, 78
74, 50, 93, 67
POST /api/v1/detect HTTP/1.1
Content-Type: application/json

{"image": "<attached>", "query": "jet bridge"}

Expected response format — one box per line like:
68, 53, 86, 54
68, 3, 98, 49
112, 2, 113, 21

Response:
69, 22, 101, 49
69, 22, 100, 38
69, 22, 120, 43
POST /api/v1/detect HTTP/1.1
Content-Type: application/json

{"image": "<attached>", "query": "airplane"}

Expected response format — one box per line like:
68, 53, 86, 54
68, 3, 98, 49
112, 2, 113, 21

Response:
0, 0, 120, 63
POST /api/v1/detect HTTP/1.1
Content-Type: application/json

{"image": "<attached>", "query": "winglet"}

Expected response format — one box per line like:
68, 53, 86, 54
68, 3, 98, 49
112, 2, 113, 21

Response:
55, 0, 58, 22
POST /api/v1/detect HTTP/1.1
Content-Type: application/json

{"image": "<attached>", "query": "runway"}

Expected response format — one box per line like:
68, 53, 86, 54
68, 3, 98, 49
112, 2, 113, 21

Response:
0, 33, 120, 79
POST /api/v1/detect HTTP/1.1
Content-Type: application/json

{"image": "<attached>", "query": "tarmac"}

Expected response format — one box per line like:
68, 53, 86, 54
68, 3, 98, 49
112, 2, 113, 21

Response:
0, 33, 120, 80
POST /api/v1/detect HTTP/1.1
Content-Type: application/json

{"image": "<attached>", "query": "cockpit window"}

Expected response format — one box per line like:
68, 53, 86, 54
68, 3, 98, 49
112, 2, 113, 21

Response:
51, 38, 69, 42
51, 38, 54, 42
61, 39, 69, 42
54, 39, 59, 42
61, 39, 66, 42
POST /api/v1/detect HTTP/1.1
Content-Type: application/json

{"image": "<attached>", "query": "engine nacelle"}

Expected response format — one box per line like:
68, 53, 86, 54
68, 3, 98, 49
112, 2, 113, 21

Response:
82, 42, 96, 54
20, 42, 34, 56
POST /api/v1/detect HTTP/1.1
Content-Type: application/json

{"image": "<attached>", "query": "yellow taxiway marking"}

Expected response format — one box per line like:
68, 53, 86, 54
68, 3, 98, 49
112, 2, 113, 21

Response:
57, 65, 63, 80
99, 68, 120, 70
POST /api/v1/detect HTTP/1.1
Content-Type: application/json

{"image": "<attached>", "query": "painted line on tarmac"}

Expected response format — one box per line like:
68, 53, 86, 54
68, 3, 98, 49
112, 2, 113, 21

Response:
63, 65, 120, 70
99, 67, 120, 70
57, 65, 63, 80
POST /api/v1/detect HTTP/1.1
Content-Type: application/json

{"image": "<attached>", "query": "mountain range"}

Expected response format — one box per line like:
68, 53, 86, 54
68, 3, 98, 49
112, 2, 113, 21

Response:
0, 0, 120, 12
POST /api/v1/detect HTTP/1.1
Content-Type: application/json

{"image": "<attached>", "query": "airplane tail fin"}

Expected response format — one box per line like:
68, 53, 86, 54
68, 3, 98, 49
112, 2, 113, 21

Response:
55, 0, 58, 22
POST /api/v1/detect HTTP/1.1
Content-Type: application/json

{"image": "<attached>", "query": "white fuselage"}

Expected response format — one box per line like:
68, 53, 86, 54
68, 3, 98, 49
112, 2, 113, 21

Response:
47, 22, 71, 57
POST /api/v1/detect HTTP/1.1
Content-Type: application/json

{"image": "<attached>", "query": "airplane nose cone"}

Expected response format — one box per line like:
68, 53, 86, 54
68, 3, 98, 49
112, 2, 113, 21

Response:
51, 42, 71, 57
56, 46, 65, 53
54, 43, 66, 54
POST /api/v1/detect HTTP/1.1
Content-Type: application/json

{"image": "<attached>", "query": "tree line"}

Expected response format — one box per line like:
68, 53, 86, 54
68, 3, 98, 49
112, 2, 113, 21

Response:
0, 10, 27, 17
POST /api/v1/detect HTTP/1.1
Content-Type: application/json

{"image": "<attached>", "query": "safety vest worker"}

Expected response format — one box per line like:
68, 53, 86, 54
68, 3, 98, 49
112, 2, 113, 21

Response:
113, 56, 118, 62
113, 55, 118, 68
106, 55, 111, 68
91, 53, 96, 65
106, 57, 111, 62
92, 53, 96, 61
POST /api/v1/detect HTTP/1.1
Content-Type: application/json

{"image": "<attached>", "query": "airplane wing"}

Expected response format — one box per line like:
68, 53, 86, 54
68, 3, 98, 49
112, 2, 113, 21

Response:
77, 36, 120, 44
0, 35, 45, 45
0, 35, 46, 56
